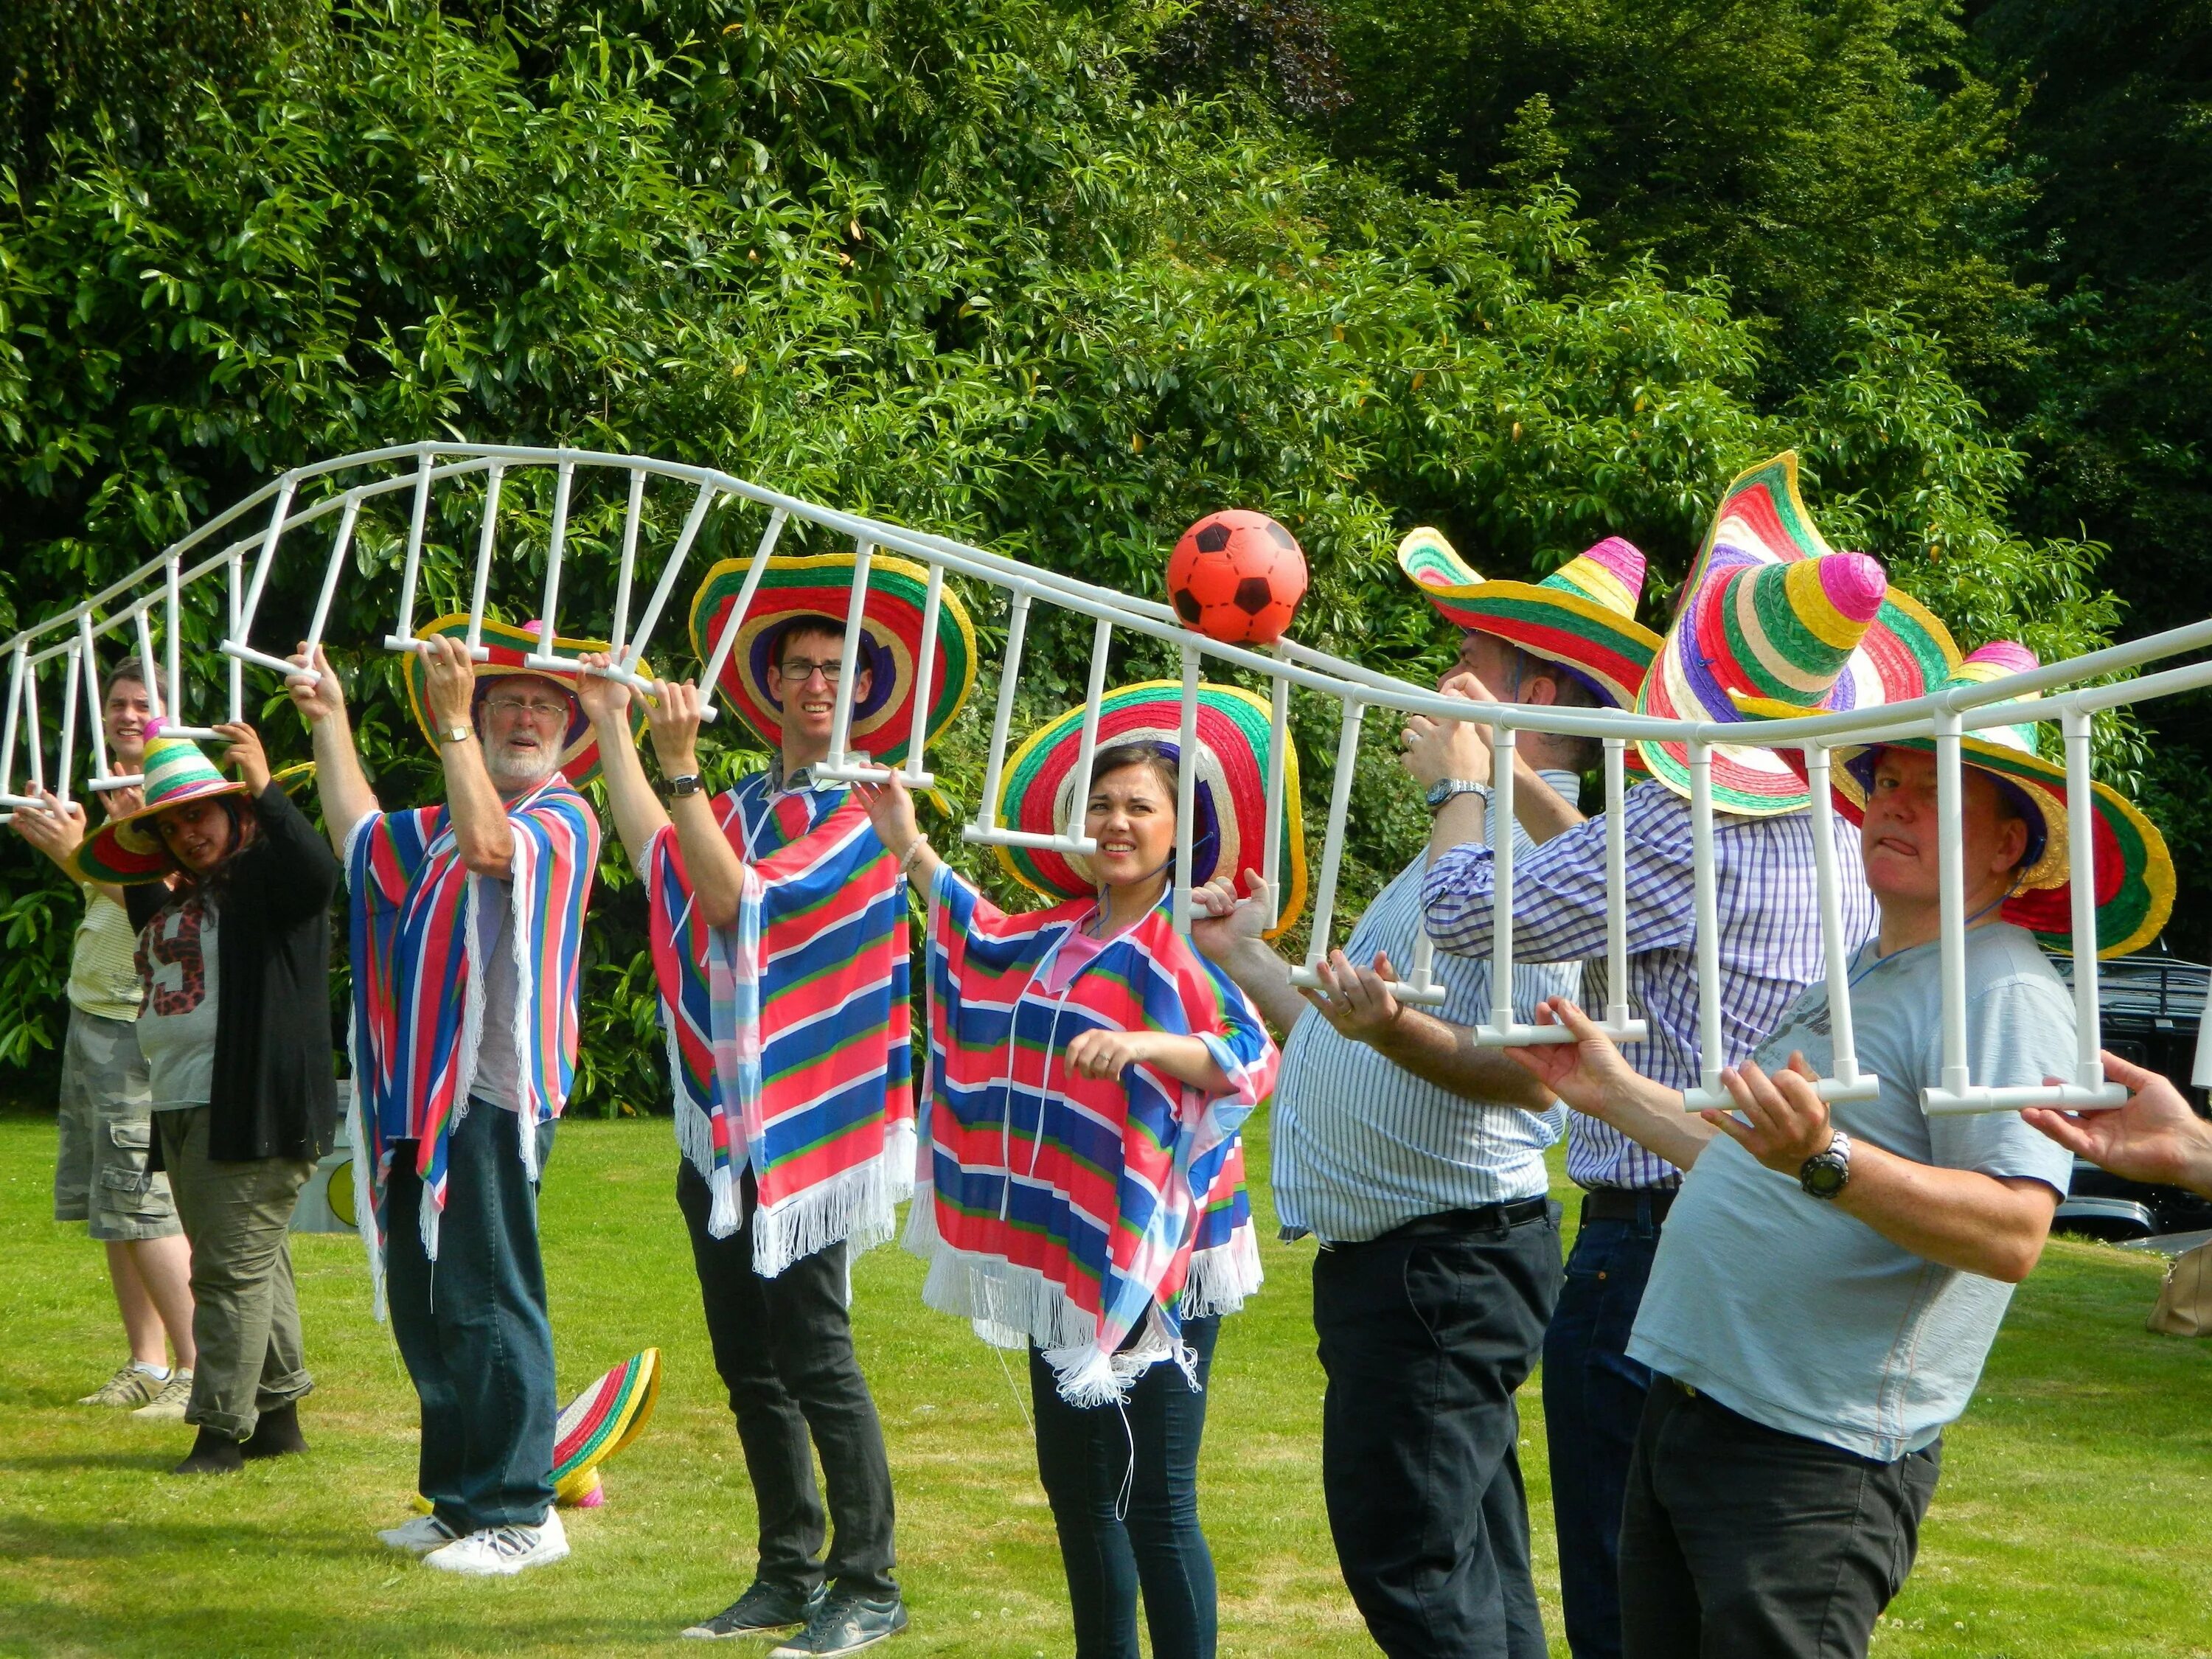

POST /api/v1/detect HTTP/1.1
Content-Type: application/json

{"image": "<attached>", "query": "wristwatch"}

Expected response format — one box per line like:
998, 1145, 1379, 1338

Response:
1425, 778, 1492, 813
1799, 1130, 1852, 1200
668, 773, 704, 799
438, 724, 473, 745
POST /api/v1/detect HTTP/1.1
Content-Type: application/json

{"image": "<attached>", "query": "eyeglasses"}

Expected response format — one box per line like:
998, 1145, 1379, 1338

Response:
484, 695, 571, 721
774, 658, 845, 686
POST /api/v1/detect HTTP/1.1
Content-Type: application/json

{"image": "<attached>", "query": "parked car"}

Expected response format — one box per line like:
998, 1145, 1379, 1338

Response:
2048, 953, 2211, 1242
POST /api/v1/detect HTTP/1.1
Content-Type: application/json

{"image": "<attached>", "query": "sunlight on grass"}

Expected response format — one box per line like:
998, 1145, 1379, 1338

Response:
2, 1113, 2208, 1657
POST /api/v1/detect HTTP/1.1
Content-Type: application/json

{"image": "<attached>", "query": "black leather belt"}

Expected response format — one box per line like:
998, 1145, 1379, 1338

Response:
1581, 1187, 1677, 1225
1373, 1196, 1552, 1243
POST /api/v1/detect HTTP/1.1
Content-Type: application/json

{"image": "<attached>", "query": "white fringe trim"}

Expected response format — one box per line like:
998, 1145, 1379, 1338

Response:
344, 1082, 387, 1324
919, 1240, 1181, 1408
1178, 1227, 1265, 1319
751, 1146, 904, 1279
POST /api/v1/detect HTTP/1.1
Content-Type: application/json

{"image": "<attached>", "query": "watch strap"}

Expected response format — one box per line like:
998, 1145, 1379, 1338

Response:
668, 773, 704, 799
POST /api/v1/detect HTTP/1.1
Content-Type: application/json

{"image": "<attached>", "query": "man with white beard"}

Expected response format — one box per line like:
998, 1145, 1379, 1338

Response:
291, 625, 602, 1578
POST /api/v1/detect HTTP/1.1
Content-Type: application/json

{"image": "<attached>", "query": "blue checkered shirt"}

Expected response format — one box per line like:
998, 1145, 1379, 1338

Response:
1420, 778, 1874, 1190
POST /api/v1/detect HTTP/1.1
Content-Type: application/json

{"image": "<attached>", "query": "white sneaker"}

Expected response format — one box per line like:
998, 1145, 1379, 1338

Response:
129, 1371, 193, 1422
421, 1510, 569, 1577
378, 1513, 461, 1555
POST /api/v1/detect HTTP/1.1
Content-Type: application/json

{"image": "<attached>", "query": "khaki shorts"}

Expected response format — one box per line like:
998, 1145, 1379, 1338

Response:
53, 1009, 180, 1243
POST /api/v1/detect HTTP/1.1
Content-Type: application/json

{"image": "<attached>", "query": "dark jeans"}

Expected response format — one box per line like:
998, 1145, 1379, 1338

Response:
1030, 1315, 1221, 1659
383, 1105, 557, 1534
1544, 1199, 1666, 1659
1313, 1207, 1562, 1659
677, 1159, 897, 1599
1620, 1380, 1941, 1659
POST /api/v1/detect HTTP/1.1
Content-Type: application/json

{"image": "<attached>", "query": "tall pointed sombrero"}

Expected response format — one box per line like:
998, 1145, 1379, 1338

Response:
1634, 453, 1958, 815
1397, 531, 1663, 710
1747, 643, 2174, 958
688, 552, 977, 768
993, 681, 1307, 938
72, 721, 251, 885
403, 615, 644, 787
550, 1348, 662, 1508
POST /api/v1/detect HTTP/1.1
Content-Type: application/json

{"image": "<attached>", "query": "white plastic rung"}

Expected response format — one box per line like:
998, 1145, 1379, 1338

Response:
961, 825, 1100, 854
1922, 1082, 2127, 1116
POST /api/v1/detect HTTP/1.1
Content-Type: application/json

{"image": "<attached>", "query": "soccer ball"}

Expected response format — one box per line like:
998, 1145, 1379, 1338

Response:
1166, 510, 1310, 645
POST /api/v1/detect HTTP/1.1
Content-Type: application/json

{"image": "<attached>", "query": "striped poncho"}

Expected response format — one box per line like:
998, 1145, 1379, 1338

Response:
644, 766, 914, 1273
345, 776, 599, 1308
909, 867, 1276, 1405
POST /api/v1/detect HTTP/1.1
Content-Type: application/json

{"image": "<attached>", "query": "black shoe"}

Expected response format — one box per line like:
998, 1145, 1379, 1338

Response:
682, 1581, 827, 1640
768, 1590, 907, 1658
241, 1402, 309, 1460
171, 1427, 244, 1475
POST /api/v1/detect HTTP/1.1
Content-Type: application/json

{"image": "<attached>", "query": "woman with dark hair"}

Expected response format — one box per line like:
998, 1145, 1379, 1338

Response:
74, 720, 341, 1475
865, 686, 1298, 1659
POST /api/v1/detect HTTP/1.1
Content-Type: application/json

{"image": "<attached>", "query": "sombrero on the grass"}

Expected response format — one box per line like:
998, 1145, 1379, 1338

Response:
72, 721, 252, 886
1634, 453, 1958, 815
688, 552, 977, 768
402, 615, 644, 787
1397, 530, 1663, 711
551, 1348, 662, 1509
992, 681, 1307, 939
1747, 642, 2174, 959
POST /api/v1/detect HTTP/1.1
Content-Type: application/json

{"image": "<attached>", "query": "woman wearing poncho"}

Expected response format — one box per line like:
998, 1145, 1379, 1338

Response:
863, 684, 1293, 1659
70, 720, 341, 1476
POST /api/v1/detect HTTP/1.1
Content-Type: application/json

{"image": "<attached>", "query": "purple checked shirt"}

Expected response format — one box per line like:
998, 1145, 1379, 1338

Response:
1420, 777, 1876, 1190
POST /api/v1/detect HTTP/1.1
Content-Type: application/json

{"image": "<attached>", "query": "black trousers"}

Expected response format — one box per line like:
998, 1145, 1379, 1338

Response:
677, 1159, 897, 1598
1619, 1380, 1941, 1659
1312, 1204, 1562, 1659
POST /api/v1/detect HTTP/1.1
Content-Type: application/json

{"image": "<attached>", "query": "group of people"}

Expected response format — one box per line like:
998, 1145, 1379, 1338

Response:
15, 449, 2191, 1659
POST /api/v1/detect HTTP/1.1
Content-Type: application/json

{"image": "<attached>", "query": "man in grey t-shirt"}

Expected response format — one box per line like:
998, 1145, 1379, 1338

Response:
1512, 739, 2079, 1659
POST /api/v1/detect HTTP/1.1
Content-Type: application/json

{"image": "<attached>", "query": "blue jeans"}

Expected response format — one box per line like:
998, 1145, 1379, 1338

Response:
1031, 1316, 1221, 1659
383, 1104, 557, 1533
1543, 1200, 1664, 1659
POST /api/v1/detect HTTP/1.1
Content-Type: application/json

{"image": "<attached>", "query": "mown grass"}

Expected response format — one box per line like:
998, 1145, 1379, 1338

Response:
1, 1110, 2207, 1658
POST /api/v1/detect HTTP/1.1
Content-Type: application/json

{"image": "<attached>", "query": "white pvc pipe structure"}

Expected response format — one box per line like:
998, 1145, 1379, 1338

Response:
1680, 742, 1732, 1112
900, 564, 949, 789
1804, 745, 1877, 1102
1289, 698, 1366, 992
1173, 644, 1199, 933
815, 540, 882, 782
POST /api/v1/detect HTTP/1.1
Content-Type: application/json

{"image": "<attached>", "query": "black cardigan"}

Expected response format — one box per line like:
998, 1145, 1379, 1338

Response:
129, 782, 342, 1166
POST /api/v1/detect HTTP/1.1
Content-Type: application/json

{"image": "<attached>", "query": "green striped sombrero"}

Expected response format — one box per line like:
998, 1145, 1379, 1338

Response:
1635, 453, 1958, 815
551, 1347, 662, 1508
1397, 530, 1663, 710
689, 553, 976, 768
73, 721, 252, 886
1747, 642, 2174, 957
993, 681, 1307, 939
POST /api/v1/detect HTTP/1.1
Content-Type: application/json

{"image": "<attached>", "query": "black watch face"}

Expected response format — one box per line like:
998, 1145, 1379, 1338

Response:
1802, 1158, 1847, 1198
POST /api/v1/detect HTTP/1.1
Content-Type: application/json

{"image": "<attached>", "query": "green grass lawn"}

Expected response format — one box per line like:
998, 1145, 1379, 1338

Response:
1, 1110, 2208, 1658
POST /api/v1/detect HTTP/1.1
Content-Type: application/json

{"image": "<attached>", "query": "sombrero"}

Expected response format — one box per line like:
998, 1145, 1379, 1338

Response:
992, 681, 1307, 938
1397, 531, 1663, 710
688, 552, 977, 768
72, 721, 251, 886
1634, 453, 1958, 815
550, 1348, 662, 1508
1746, 642, 2174, 959
403, 615, 644, 787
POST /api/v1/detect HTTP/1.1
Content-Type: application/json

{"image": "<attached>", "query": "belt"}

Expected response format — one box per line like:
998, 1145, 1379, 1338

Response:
1370, 1196, 1552, 1243
1580, 1187, 1677, 1225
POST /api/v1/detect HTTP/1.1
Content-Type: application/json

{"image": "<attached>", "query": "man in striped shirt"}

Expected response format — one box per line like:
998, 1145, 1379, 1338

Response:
1192, 625, 1590, 1659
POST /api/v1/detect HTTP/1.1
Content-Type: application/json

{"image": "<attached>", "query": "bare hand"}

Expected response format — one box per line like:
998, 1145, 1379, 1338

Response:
644, 678, 707, 777
9, 788, 88, 864
1300, 949, 1406, 1044
285, 644, 347, 725
1063, 1027, 1160, 1081
2024, 1050, 2212, 1194
1508, 997, 1639, 1116
1703, 1055, 1832, 1174
857, 773, 922, 858
213, 723, 271, 795
102, 785, 144, 820
420, 636, 479, 729
1402, 684, 1493, 788
575, 653, 633, 728
1189, 869, 1271, 962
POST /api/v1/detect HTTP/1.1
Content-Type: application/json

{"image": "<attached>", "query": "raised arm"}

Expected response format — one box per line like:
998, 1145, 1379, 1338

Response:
10, 789, 125, 908
576, 654, 669, 878
1511, 997, 1717, 1168
642, 679, 749, 928
417, 636, 514, 877
1189, 872, 1310, 1034
286, 644, 381, 856
858, 772, 942, 901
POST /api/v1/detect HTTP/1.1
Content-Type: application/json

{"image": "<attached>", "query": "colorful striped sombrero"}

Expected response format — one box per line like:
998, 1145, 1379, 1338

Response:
73, 721, 252, 886
1397, 531, 1663, 710
551, 1348, 662, 1508
403, 615, 645, 787
688, 553, 977, 768
993, 681, 1307, 938
1747, 643, 2174, 958
1635, 453, 1958, 815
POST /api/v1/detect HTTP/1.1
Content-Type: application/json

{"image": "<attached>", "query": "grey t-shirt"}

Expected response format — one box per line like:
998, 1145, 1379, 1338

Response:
1627, 922, 2076, 1461
470, 876, 524, 1113
138, 897, 220, 1111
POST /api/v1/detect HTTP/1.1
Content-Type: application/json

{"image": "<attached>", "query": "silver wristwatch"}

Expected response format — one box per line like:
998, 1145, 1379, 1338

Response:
1425, 777, 1492, 813
668, 773, 704, 799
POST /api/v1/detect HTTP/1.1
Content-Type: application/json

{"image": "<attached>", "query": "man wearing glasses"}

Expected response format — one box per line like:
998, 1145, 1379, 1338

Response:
292, 633, 600, 1579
